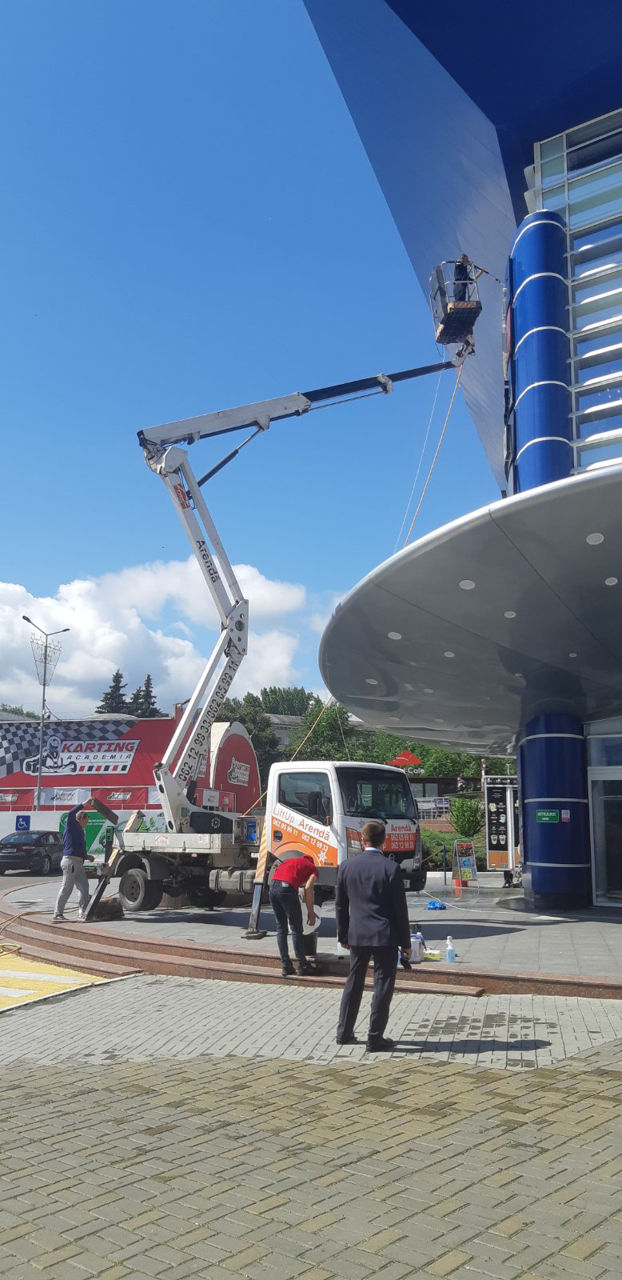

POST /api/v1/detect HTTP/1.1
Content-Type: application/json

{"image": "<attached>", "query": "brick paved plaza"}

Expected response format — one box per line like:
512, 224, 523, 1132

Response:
3, 974, 622, 1278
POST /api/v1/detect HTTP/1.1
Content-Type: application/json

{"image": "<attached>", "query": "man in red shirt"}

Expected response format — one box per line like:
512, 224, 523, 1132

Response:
269, 853, 318, 977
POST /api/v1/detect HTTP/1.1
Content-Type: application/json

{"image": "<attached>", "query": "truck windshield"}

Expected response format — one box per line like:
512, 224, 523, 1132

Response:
336, 767, 416, 821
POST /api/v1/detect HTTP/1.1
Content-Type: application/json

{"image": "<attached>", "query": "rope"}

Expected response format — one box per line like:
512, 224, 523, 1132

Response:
401, 363, 464, 546
335, 703, 351, 761
393, 368, 444, 552
241, 699, 335, 816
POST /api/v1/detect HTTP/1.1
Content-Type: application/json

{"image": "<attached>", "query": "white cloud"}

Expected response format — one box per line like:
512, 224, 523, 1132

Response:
97, 556, 305, 628
0, 558, 315, 718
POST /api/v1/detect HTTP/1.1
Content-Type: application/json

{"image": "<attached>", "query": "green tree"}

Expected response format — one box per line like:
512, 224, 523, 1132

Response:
128, 674, 164, 718
260, 686, 318, 715
219, 693, 280, 787
449, 796, 484, 839
485, 755, 516, 775
288, 702, 356, 761
96, 670, 129, 714
417, 746, 469, 776
359, 731, 426, 768
0, 702, 38, 719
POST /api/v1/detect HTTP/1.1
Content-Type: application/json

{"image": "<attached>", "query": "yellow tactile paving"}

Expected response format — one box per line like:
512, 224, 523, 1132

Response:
0, 948, 108, 1011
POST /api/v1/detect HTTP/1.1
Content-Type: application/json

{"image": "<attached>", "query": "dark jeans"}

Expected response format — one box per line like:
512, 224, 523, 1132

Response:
269, 882, 307, 968
337, 945, 398, 1042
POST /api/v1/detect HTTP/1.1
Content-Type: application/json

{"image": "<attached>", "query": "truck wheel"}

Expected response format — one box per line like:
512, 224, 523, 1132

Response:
145, 880, 164, 910
409, 869, 427, 892
119, 868, 151, 912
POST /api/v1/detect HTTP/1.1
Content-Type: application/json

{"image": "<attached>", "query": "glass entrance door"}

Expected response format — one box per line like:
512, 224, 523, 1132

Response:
590, 775, 622, 900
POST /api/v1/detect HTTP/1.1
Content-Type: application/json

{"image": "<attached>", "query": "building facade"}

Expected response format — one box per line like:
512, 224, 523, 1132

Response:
305, 0, 622, 908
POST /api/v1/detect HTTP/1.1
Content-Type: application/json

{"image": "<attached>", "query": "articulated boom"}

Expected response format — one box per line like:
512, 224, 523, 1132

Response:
138, 358, 457, 832
140, 441, 249, 832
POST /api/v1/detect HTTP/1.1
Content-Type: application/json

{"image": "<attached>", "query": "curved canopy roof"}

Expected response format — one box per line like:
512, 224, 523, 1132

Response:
320, 466, 622, 753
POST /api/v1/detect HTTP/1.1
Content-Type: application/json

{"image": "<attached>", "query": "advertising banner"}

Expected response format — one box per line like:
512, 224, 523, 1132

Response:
485, 775, 519, 869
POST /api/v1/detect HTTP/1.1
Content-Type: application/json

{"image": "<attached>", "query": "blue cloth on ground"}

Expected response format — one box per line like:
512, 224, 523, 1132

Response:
426, 898, 447, 910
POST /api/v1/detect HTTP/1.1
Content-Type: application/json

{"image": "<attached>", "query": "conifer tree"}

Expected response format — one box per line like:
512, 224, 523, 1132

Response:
95, 670, 129, 714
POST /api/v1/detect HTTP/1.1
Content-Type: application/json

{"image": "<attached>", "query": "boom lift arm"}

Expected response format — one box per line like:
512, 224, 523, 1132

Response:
138, 358, 454, 832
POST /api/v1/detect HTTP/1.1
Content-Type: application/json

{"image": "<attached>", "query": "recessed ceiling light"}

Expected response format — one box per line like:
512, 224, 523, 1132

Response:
443, 651, 455, 658
404, 682, 414, 691
569, 652, 577, 658
424, 687, 434, 694
514, 672, 523, 678
586, 532, 605, 545
504, 610, 516, 619
387, 631, 402, 640
605, 577, 618, 587
365, 678, 378, 686
434, 718, 444, 723
459, 579, 476, 590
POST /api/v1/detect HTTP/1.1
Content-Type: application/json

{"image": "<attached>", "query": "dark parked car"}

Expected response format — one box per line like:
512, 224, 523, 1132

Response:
0, 830, 63, 876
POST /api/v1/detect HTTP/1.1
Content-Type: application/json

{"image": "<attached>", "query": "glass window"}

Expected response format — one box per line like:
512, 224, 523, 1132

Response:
568, 131, 622, 175
336, 767, 415, 820
577, 412, 622, 440
574, 249, 622, 280
576, 381, 622, 410
577, 354, 622, 385
540, 136, 564, 160
573, 264, 622, 302
567, 109, 622, 150
541, 155, 565, 184
591, 778, 622, 897
574, 293, 622, 327
569, 183, 622, 229
576, 438, 622, 468
572, 223, 622, 257
277, 771, 332, 821
569, 159, 622, 198
541, 184, 566, 211
588, 736, 622, 766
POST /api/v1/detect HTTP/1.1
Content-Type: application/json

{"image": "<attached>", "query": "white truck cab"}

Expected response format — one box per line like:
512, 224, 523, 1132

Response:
264, 759, 425, 893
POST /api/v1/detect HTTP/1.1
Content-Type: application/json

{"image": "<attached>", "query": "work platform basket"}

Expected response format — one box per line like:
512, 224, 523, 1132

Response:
429, 261, 482, 346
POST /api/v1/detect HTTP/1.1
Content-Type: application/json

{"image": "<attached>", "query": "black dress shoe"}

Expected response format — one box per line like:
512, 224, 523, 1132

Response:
366, 1037, 395, 1052
336, 1035, 360, 1045
281, 963, 295, 977
298, 964, 316, 976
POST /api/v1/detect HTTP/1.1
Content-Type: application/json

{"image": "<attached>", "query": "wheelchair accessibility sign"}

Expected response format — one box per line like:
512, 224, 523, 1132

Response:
15, 815, 31, 831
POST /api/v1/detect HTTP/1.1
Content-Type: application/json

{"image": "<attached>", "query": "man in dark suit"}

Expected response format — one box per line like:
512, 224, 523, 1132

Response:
335, 820, 411, 1052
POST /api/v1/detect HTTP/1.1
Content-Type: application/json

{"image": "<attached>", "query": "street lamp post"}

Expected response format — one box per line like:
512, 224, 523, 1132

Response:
22, 616, 70, 811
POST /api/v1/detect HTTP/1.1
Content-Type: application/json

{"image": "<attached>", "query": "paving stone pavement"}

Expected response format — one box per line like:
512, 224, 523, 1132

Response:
4, 976, 622, 1070
3, 977, 622, 1277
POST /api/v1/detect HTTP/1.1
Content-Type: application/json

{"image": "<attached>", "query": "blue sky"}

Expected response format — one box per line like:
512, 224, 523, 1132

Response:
0, 0, 498, 717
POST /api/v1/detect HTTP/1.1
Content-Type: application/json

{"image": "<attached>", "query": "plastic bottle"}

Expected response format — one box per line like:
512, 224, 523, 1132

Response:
410, 929, 425, 963
446, 935, 456, 963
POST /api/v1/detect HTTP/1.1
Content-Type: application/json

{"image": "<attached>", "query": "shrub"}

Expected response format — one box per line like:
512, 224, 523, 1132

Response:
421, 826, 487, 872
449, 796, 484, 840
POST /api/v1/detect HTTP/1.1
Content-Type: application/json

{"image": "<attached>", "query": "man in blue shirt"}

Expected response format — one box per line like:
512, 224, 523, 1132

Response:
53, 799, 96, 922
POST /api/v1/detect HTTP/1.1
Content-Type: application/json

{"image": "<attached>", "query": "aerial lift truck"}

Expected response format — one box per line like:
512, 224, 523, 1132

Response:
101, 270, 483, 919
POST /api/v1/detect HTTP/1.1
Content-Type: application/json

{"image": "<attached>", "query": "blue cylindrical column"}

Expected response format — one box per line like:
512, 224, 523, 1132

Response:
518, 712, 592, 909
508, 210, 572, 492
